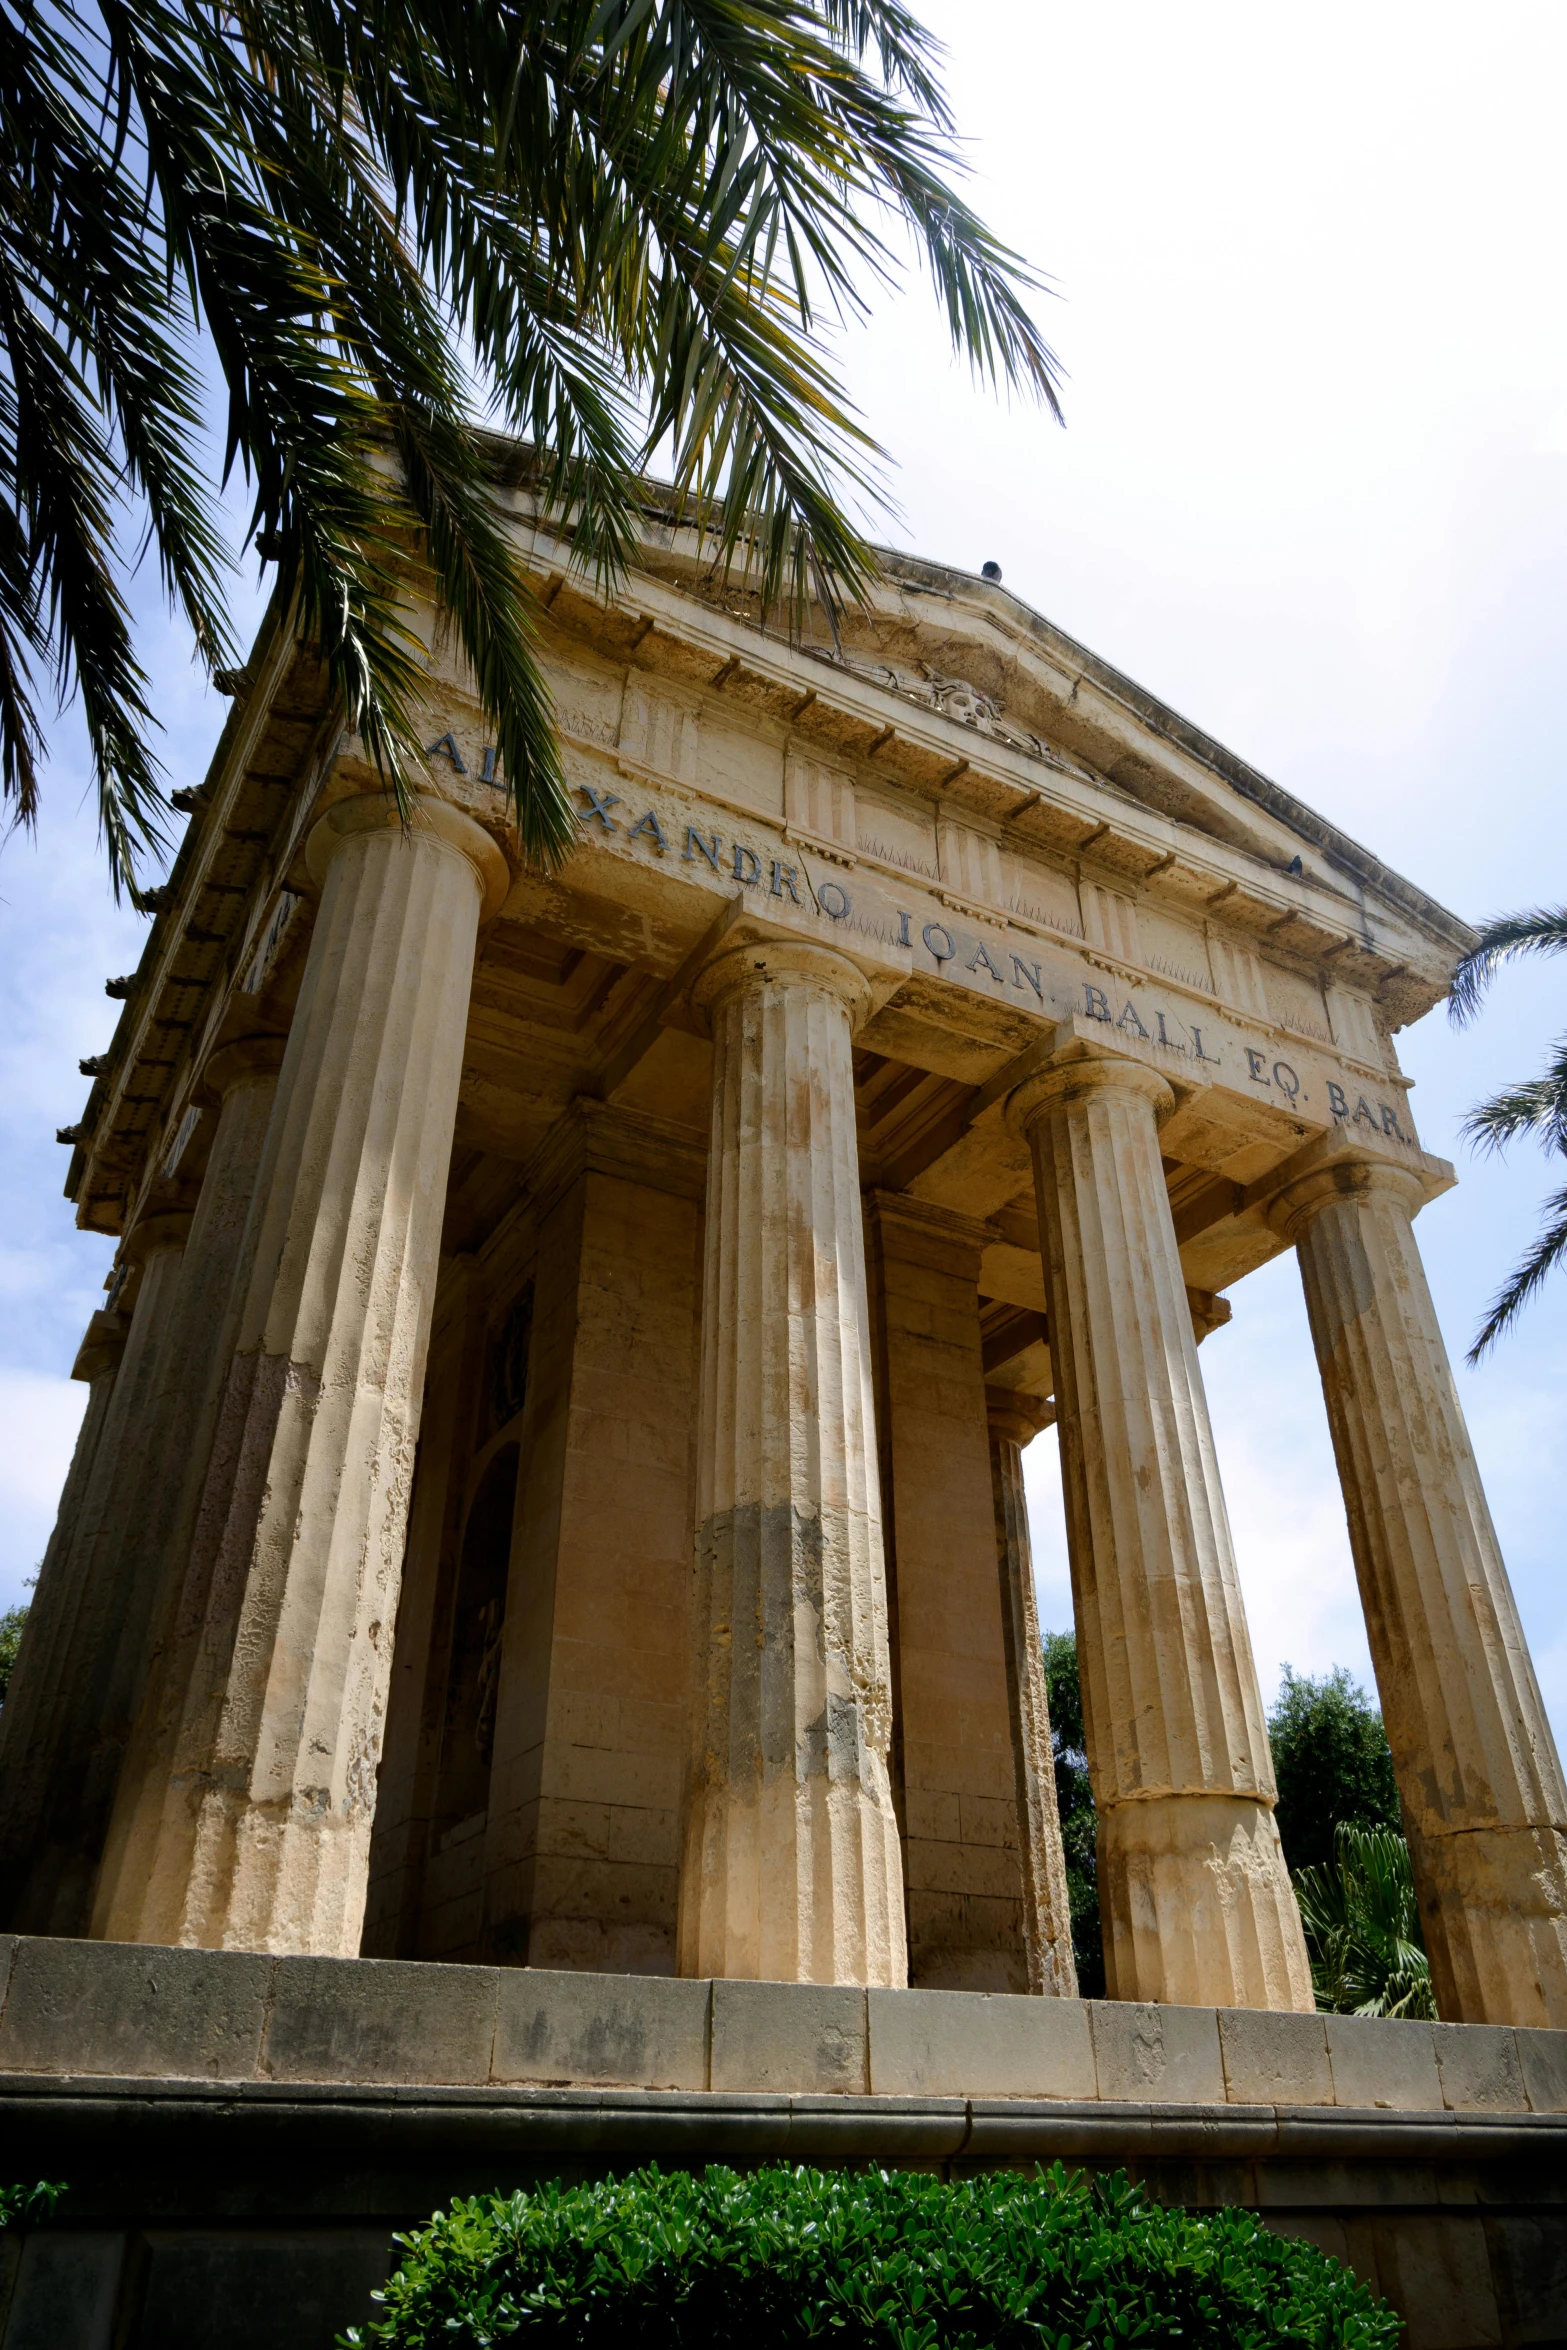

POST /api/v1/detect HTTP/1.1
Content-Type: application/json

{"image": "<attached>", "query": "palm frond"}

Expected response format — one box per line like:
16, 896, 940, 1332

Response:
1461, 1033, 1567, 1162
1468, 1181, 1567, 1364
0, 246, 168, 895
816, 0, 953, 126
0, 0, 1060, 881
1449, 906, 1567, 1026
343, 0, 1060, 625
229, 72, 575, 852
0, 482, 46, 828
1295, 1823, 1436, 2021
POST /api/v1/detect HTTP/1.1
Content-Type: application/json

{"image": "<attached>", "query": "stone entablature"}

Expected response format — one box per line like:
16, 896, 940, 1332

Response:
67, 503, 1454, 1250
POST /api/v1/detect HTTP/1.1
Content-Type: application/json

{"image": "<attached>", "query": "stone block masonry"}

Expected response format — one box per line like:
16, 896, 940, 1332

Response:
1, 1939, 1566, 2347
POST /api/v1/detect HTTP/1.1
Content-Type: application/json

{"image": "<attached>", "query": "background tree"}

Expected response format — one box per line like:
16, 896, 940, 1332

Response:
1, 0, 1059, 893
0, 1600, 26, 1709
1042, 1640, 1413, 2000
1448, 908, 1567, 1358
1266, 1665, 1402, 1874
1041, 1628, 1103, 1998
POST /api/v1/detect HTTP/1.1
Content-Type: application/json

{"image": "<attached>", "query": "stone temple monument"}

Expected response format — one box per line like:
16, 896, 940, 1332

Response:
2, 482, 1566, 2348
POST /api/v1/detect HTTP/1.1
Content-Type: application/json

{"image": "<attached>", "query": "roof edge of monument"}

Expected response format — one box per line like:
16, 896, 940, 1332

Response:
490, 440, 1474, 958
859, 547, 1474, 956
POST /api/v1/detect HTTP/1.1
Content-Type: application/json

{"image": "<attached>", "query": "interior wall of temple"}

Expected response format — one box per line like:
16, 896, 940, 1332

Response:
363, 1226, 537, 1960
369, 1125, 706, 1974
866, 1194, 1032, 1993
370, 1121, 1062, 1983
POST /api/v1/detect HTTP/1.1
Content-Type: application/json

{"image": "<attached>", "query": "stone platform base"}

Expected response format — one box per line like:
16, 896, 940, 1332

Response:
0, 1938, 1565, 2348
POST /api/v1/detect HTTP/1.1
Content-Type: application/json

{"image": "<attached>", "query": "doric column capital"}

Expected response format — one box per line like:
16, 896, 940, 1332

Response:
690, 935, 873, 1032
198, 1033, 288, 1104
1186, 1285, 1233, 1345
71, 1308, 128, 1384
524, 1099, 709, 1221
120, 1210, 193, 1266
984, 1386, 1055, 1447
306, 791, 510, 919
1004, 1043, 1174, 1143
1267, 1151, 1427, 1242
866, 1190, 994, 1277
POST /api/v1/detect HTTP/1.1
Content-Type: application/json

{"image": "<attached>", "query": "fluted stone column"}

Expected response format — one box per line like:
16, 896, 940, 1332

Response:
1008, 1045, 1313, 2011
678, 939, 906, 1986
122, 792, 507, 1957
0, 1308, 123, 1918
56, 1312, 128, 1558
0, 1221, 187, 1930
1275, 1154, 1567, 2026
986, 1391, 1077, 1996
92, 1037, 287, 1943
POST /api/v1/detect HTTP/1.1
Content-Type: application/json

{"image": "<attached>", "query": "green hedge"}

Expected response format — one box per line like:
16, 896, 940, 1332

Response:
346, 2162, 1398, 2349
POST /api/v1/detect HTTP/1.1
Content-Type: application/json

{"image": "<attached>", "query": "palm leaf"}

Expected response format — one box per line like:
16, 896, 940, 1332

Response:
1, 0, 1059, 884
1462, 1034, 1567, 1162
1449, 906, 1567, 1027
1468, 1181, 1567, 1364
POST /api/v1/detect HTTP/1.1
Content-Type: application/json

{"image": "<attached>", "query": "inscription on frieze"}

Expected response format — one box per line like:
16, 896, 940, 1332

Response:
571, 779, 1415, 1144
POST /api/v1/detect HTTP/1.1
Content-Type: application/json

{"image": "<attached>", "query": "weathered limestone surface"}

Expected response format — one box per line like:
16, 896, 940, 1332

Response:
1276, 1154, 1567, 2027
92, 1039, 286, 1944
479, 1112, 703, 1972
358, 1256, 491, 1961
103, 793, 506, 1959
866, 1195, 1037, 1992
679, 939, 906, 1987
987, 1390, 1077, 1997
1009, 1045, 1313, 2012
0, 1309, 126, 1928
3, 1931, 1566, 2116
0, 1219, 189, 1933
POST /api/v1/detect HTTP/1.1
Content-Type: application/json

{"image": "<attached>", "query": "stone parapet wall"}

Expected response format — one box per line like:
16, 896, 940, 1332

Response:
0, 1932, 1563, 2117
1, 1942, 1565, 2347
0, 1936, 1564, 2112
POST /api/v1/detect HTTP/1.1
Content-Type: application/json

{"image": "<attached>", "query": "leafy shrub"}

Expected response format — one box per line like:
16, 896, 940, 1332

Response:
1295, 1824, 1436, 2020
1041, 1628, 1103, 1997
346, 2161, 1398, 2349
0, 1603, 30, 1710
0, 2183, 63, 2227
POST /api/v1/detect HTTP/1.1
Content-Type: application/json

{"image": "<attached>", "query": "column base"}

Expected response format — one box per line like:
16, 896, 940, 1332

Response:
181, 1785, 372, 1957
1099, 1793, 1315, 2012
682, 1777, 907, 1988
1414, 1821, 1567, 2028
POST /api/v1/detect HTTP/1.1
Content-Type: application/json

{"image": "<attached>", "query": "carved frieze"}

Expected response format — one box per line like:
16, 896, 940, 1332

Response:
825, 650, 1101, 785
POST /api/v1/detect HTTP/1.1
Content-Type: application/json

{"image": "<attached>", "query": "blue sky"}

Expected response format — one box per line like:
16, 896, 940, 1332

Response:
1, 1, 1563, 1748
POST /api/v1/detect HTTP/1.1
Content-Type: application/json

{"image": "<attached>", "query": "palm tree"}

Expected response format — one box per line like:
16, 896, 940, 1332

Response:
1293, 1824, 1436, 2022
1449, 909, 1567, 1359
1, 0, 1059, 893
